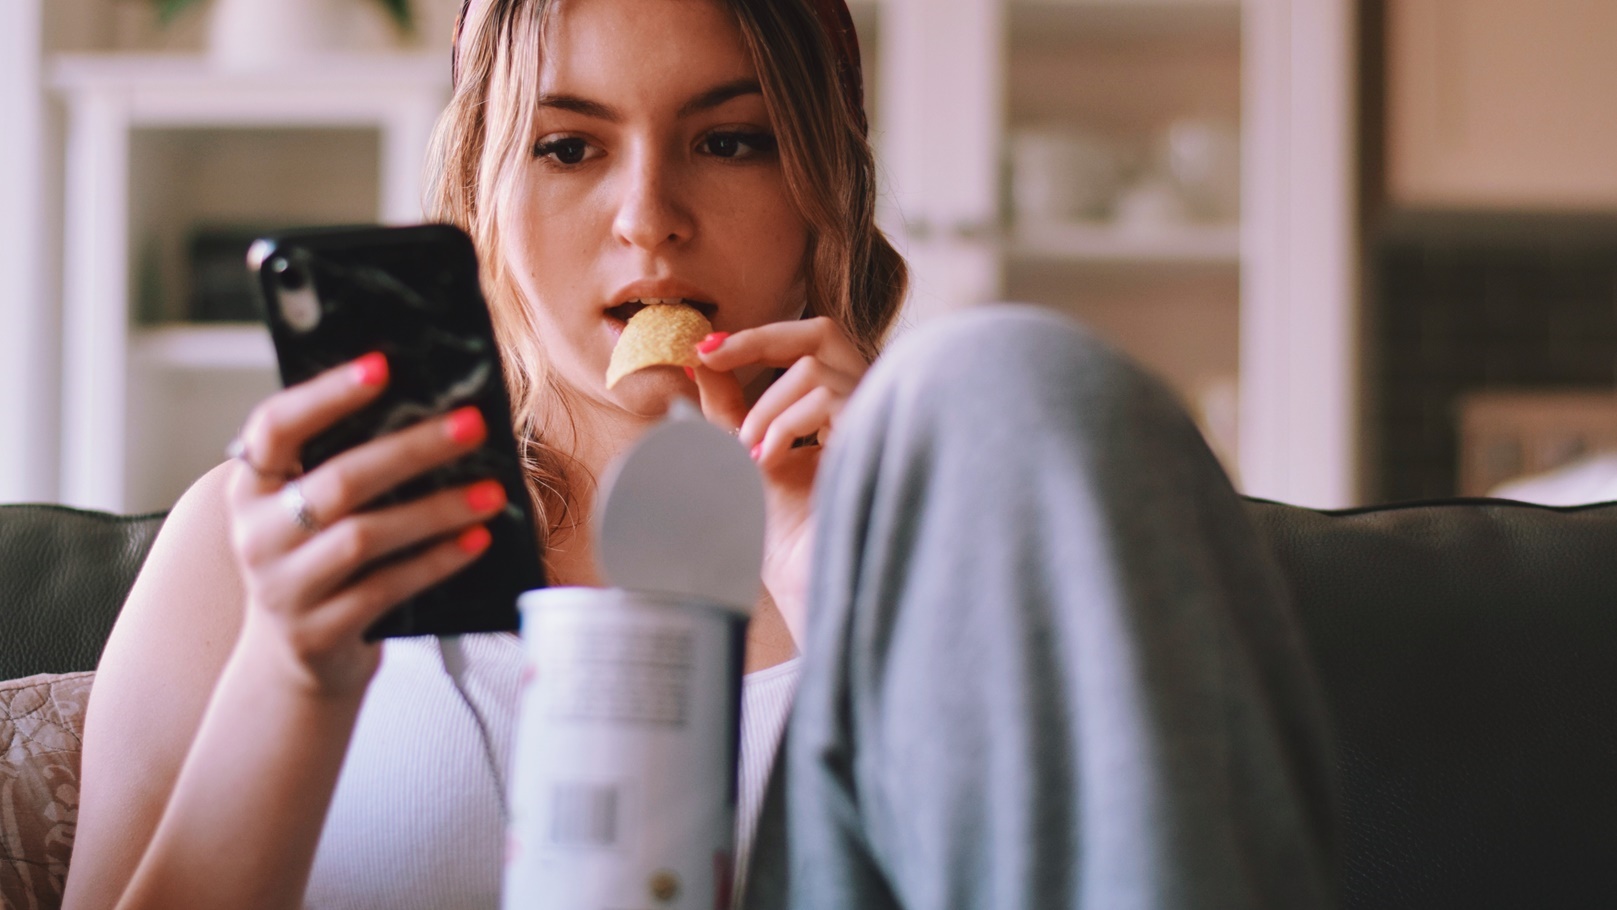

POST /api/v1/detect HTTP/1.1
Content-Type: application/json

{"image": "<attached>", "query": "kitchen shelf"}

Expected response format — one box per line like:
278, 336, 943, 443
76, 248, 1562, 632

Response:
1014, 0, 1238, 7
53, 51, 449, 511
1010, 0, 1240, 43
16, 0, 1360, 513
1003, 221, 1239, 265
132, 324, 275, 372
51, 52, 446, 106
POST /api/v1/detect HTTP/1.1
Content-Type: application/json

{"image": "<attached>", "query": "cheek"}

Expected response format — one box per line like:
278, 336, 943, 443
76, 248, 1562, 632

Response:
741, 179, 806, 246
764, 212, 812, 311
711, 178, 811, 298
501, 187, 596, 324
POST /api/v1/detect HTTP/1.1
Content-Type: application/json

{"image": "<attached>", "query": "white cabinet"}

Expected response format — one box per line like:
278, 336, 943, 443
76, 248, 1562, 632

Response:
876, 0, 1006, 322
52, 54, 448, 511
22, 0, 1357, 512
876, 0, 1360, 506
0, 0, 53, 502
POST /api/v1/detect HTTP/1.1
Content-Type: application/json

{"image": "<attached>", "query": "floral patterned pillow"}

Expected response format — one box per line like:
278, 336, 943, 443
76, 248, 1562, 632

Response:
1, 671, 93, 910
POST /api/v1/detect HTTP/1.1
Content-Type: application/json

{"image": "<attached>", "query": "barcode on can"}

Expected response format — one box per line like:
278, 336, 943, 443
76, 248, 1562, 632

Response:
548, 783, 619, 847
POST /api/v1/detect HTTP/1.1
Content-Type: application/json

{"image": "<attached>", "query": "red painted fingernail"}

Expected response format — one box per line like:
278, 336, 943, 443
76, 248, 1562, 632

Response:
697, 332, 729, 354
457, 525, 492, 554
447, 406, 486, 445
465, 479, 506, 512
750, 443, 762, 461
684, 367, 695, 380
352, 352, 388, 387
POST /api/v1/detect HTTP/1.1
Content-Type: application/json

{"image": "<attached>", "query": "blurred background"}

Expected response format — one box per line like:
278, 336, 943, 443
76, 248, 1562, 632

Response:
2, 0, 1613, 514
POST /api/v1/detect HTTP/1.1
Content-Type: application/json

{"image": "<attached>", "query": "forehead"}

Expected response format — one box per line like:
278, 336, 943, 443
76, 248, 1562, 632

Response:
538, 0, 757, 96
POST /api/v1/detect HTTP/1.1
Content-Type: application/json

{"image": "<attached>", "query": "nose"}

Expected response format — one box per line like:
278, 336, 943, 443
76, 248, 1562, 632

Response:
612, 146, 695, 251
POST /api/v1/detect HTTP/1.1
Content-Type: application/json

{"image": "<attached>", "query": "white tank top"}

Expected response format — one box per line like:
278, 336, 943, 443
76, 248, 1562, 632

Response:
303, 633, 799, 910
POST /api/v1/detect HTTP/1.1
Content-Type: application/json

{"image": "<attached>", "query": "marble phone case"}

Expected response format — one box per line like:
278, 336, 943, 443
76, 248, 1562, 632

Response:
251, 224, 544, 639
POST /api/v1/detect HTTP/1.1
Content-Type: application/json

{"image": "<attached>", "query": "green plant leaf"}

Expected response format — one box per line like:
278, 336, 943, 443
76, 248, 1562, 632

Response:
151, 0, 412, 33
379, 0, 414, 33
153, 0, 201, 25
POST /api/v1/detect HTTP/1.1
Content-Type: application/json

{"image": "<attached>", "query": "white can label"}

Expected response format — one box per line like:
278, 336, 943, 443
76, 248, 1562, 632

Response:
505, 590, 744, 910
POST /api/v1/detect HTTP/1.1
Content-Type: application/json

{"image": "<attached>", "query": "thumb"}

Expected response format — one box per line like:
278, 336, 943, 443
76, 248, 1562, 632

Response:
688, 363, 748, 432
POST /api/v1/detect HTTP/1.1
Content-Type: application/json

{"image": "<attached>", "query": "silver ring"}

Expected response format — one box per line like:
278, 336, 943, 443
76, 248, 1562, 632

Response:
278, 478, 322, 533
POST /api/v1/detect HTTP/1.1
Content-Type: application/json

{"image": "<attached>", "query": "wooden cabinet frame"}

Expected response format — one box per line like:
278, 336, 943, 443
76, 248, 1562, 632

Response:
5, 0, 1361, 510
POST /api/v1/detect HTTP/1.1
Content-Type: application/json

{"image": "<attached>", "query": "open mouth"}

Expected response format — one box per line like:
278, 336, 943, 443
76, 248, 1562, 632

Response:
605, 297, 718, 324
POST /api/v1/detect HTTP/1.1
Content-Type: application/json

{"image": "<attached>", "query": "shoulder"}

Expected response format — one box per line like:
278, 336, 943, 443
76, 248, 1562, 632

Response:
87, 460, 246, 729
80, 461, 246, 753
120, 461, 245, 643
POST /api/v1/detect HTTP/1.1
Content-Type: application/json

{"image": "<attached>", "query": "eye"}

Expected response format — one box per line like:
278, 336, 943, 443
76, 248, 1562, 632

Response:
700, 131, 778, 160
532, 136, 597, 166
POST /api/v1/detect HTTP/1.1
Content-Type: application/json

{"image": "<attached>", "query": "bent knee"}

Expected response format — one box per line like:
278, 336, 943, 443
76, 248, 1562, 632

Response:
827, 304, 1220, 515
859, 304, 1170, 425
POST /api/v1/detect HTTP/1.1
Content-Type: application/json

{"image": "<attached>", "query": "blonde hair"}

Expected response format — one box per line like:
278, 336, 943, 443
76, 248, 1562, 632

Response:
425, 0, 908, 542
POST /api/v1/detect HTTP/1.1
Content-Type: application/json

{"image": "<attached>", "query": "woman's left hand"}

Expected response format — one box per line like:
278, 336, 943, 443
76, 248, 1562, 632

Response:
688, 316, 869, 644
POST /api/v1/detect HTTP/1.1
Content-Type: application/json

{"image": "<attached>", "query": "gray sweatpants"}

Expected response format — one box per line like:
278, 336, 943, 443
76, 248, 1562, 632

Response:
744, 306, 1337, 909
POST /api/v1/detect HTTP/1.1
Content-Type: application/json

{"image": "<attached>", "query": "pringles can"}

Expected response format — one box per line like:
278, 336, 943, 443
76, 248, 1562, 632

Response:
507, 589, 748, 908
503, 402, 766, 910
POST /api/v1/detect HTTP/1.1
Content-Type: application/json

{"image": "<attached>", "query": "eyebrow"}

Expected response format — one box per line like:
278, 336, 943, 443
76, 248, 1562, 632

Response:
536, 78, 764, 123
678, 79, 764, 117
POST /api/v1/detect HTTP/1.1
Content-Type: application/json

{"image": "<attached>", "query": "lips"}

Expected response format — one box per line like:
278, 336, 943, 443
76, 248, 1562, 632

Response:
605, 297, 717, 325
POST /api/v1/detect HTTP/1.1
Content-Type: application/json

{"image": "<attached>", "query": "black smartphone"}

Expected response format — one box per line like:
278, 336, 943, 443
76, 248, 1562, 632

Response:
248, 223, 545, 640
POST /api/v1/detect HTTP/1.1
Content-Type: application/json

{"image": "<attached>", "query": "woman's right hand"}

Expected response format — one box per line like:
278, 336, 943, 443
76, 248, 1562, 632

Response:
224, 352, 505, 697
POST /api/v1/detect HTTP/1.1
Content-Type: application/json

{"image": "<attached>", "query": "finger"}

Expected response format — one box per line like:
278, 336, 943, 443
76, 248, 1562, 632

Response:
696, 317, 867, 377
689, 362, 749, 432
287, 527, 492, 658
269, 479, 507, 607
287, 405, 489, 533
235, 405, 488, 559
738, 355, 858, 448
755, 386, 840, 468
233, 353, 390, 493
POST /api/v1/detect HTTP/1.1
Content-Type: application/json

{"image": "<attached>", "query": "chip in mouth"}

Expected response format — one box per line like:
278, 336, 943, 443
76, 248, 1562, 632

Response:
606, 304, 714, 389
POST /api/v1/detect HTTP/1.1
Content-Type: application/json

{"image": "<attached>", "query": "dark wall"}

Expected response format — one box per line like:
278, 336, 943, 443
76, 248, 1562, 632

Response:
1373, 226, 1617, 501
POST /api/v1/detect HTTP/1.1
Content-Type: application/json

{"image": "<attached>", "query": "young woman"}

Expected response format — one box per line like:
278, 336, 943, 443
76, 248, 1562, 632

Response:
63, 1, 1337, 908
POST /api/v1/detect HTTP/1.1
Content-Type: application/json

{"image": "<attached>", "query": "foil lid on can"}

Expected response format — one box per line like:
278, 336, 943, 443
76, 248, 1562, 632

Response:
594, 399, 767, 614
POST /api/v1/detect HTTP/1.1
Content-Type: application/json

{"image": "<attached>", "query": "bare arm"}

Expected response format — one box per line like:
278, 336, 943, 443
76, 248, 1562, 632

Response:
64, 463, 251, 909
64, 356, 503, 910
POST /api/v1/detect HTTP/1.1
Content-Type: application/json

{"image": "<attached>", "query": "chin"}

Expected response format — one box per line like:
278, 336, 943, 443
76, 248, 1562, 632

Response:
606, 367, 697, 417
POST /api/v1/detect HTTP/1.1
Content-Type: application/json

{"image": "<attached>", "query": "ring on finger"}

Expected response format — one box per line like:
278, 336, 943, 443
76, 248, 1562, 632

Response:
226, 436, 301, 481
278, 478, 323, 533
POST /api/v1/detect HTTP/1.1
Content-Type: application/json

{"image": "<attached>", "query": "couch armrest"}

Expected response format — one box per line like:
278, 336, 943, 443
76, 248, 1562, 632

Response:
0, 671, 93, 910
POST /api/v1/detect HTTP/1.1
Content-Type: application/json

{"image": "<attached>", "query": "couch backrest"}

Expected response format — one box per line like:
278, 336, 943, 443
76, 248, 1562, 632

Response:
0, 504, 165, 680
7, 497, 1617, 907
1246, 497, 1617, 910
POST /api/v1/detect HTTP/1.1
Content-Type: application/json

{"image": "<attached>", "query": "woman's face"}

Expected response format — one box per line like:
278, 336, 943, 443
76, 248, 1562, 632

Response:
499, 0, 811, 417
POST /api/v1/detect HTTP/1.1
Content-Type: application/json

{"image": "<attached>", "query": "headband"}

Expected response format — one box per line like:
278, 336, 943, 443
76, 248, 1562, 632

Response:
451, 0, 868, 136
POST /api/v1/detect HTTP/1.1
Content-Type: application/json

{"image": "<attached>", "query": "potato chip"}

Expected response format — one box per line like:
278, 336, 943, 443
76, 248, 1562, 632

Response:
606, 304, 714, 389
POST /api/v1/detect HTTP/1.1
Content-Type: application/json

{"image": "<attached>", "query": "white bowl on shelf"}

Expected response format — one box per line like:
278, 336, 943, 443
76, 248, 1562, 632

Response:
1007, 126, 1126, 225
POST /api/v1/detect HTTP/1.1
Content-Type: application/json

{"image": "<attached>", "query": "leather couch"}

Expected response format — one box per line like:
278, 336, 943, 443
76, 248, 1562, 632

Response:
4, 497, 1617, 908
0, 504, 166, 681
